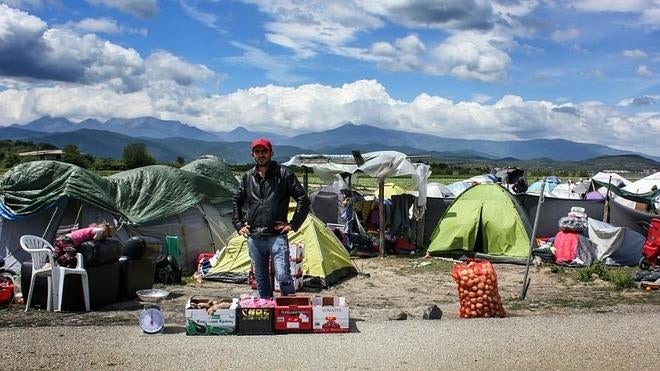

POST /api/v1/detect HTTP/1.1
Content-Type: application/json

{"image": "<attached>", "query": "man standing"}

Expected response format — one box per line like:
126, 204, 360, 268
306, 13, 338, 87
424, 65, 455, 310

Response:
232, 138, 310, 298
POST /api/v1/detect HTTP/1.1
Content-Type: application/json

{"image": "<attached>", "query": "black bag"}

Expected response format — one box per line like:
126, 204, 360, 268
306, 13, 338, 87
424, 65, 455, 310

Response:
347, 233, 373, 254
154, 256, 182, 284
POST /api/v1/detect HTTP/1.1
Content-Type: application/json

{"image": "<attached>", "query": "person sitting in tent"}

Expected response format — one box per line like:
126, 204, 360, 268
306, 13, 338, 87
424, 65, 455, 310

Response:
53, 222, 113, 268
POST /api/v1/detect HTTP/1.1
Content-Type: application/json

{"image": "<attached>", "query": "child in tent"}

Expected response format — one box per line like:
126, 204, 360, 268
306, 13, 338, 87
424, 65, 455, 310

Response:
53, 222, 113, 268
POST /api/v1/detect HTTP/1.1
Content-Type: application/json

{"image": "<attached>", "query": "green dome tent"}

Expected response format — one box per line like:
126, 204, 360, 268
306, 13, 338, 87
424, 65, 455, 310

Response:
427, 184, 532, 261
0, 158, 237, 273
204, 214, 357, 288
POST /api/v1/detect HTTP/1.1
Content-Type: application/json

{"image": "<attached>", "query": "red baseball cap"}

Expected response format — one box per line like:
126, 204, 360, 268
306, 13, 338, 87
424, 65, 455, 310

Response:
251, 138, 272, 152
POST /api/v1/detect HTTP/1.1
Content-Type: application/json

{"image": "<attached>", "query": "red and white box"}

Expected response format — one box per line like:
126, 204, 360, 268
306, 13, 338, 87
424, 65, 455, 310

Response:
274, 259, 304, 292
274, 296, 312, 333
289, 261, 303, 278
289, 242, 304, 262
312, 296, 350, 333
274, 276, 303, 292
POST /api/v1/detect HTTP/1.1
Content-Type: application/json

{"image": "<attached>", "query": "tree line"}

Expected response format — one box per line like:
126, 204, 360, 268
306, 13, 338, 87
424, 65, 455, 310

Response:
0, 139, 616, 179
0, 140, 183, 171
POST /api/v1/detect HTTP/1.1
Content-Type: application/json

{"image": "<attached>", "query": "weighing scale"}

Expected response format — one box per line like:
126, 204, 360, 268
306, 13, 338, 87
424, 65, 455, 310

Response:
136, 289, 169, 334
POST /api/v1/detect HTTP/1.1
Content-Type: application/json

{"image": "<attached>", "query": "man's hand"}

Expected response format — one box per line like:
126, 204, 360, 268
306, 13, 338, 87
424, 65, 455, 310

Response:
275, 221, 292, 234
239, 224, 250, 237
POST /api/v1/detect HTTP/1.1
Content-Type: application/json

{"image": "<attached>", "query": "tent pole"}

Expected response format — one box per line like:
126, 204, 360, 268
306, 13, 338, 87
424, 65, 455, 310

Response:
520, 178, 545, 300
603, 176, 612, 223
42, 204, 60, 239
378, 177, 385, 257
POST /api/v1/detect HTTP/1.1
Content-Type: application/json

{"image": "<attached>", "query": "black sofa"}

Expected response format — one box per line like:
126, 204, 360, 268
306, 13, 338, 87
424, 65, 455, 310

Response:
22, 237, 160, 310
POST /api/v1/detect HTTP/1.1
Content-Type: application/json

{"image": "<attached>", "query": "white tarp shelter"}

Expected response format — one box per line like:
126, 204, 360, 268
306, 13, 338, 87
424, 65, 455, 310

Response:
615, 172, 660, 210
285, 151, 431, 256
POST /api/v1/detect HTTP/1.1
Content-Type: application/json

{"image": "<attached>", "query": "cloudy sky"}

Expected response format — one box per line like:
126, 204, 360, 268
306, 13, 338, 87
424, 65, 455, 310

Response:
0, 0, 659, 156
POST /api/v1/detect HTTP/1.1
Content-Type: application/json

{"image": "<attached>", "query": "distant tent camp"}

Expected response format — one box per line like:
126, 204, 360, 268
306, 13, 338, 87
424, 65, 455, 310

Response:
446, 181, 472, 197
427, 184, 532, 261
204, 214, 357, 288
615, 172, 660, 210
591, 172, 631, 188
549, 180, 591, 199
527, 176, 560, 195
426, 183, 454, 198
0, 157, 237, 273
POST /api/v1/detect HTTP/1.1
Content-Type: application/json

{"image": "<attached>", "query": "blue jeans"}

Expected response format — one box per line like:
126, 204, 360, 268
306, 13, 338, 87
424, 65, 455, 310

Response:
248, 234, 293, 298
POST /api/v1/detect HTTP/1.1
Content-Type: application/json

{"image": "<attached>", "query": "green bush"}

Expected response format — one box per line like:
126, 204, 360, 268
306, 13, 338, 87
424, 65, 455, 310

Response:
577, 269, 595, 282
607, 270, 636, 289
550, 265, 564, 274
574, 262, 636, 289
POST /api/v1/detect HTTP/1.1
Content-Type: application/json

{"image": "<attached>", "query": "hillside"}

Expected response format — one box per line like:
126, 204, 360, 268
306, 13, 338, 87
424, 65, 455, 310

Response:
1, 117, 659, 170
3, 117, 653, 162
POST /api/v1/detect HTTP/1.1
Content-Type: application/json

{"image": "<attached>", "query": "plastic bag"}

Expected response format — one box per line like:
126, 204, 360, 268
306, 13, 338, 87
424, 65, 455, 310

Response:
451, 259, 506, 318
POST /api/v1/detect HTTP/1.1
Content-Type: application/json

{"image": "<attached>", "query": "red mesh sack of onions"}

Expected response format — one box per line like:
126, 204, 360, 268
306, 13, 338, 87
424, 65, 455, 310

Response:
450, 259, 506, 318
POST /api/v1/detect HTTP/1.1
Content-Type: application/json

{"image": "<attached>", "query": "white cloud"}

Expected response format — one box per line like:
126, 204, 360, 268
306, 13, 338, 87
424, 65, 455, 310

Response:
570, 0, 653, 12
179, 0, 222, 32
471, 93, 492, 103
145, 50, 215, 86
369, 34, 427, 72
243, 0, 382, 59
618, 95, 659, 107
432, 31, 511, 82
86, 0, 158, 18
637, 65, 653, 77
63, 17, 147, 36
640, 8, 660, 28
0, 5, 213, 92
237, 0, 530, 82
1, 0, 45, 8
568, 0, 660, 28
67, 17, 122, 34
622, 49, 647, 58
550, 28, 579, 42
369, 41, 397, 57
225, 42, 307, 84
362, 0, 496, 30
3, 79, 659, 156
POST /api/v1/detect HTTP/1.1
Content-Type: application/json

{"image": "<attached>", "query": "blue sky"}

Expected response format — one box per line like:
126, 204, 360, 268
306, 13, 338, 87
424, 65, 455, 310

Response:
0, 0, 659, 156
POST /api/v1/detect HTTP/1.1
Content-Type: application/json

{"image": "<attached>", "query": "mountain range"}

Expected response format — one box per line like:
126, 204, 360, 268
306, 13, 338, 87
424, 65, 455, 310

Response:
1, 116, 658, 166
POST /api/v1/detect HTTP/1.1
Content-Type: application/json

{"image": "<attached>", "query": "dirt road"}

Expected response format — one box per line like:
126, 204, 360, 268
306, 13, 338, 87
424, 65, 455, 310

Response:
2, 312, 659, 370
1, 256, 658, 327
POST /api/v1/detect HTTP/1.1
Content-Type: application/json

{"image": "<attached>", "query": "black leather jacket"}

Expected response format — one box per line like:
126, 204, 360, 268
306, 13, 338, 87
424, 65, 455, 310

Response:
232, 161, 310, 235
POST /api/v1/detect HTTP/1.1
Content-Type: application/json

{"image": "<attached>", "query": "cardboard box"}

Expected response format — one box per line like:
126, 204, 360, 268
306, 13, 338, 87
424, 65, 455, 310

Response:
185, 297, 238, 335
236, 307, 275, 335
289, 261, 303, 278
312, 296, 350, 333
274, 296, 312, 333
274, 277, 303, 292
289, 242, 304, 262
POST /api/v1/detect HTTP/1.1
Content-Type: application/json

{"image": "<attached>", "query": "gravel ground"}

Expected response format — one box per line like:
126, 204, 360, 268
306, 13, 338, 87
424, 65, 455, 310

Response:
2, 311, 659, 370
2, 258, 659, 370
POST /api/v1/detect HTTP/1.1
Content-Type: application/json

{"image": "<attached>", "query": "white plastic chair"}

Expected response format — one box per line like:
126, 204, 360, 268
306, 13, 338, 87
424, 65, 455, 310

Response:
19, 235, 90, 312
